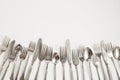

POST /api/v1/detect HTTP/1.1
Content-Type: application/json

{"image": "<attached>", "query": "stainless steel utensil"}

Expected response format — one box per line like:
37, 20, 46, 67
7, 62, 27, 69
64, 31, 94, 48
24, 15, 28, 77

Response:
72, 49, 79, 80
44, 46, 53, 80
0, 40, 15, 73
24, 38, 42, 80
60, 47, 66, 80
53, 52, 59, 80
65, 39, 73, 80
18, 41, 35, 80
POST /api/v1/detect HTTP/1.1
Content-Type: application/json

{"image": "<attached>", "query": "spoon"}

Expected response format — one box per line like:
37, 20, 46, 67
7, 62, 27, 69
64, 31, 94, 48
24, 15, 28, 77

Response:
53, 52, 59, 80
17, 41, 36, 80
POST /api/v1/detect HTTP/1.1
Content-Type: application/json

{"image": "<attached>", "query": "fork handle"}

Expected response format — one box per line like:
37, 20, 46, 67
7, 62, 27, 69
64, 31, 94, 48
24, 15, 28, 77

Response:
75, 66, 79, 80
62, 63, 65, 80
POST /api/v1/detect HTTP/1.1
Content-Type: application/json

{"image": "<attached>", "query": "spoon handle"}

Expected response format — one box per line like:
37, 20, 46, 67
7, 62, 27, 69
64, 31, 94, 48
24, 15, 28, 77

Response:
54, 63, 56, 80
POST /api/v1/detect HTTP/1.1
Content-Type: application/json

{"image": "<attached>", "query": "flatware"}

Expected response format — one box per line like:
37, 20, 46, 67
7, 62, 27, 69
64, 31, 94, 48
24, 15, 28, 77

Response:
60, 47, 66, 80
24, 38, 42, 80
44, 46, 53, 80
72, 49, 79, 80
65, 39, 73, 80
17, 41, 35, 80
53, 52, 59, 80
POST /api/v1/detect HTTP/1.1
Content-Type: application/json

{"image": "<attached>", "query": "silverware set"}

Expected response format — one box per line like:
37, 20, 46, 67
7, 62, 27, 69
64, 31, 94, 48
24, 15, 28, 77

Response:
0, 36, 120, 80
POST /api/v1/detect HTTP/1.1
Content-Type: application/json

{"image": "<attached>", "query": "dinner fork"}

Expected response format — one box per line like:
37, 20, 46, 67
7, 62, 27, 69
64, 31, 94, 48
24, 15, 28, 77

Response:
0, 41, 18, 80
44, 46, 53, 80
0, 40, 15, 73
93, 44, 105, 80
72, 49, 79, 80
60, 47, 66, 80
78, 46, 85, 80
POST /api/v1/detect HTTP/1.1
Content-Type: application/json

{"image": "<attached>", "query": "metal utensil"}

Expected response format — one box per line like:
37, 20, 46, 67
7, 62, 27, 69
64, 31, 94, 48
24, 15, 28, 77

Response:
30, 44, 47, 80
44, 46, 53, 80
83, 47, 93, 80
78, 46, 85, 80
0, 36, 10, 54
0, 42, 19, 80
53, 52, 59, 80
12, 44, 23, 80
24, 38, 42, 80
93, 44, 106, 80
17, 41, 35, 80
72, 49, 79, 80
60, 47, 66, 80
0, 40, 15, 73
105, 42, 120, 79
65, 39, 73, 80
100, 41, 117, 80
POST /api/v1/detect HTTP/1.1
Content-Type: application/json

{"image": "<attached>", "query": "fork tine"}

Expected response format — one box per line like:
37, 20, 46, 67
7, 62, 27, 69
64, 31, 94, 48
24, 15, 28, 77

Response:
60, 47, 66, 63
72, 49, 79, 65
28, 41, 36, 52
45, 46, 53, 61
39, 44, 47, 61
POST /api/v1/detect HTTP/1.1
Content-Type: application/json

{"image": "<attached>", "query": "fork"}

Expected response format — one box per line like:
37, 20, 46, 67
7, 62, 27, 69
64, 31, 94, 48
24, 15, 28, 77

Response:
24, 38, 42, 80
0, 40, 15, 73
78, 46, 85, 80
72, 49, 79, 80
17, 41, 36, 80
65, 39, 73, 80
60, 47, 66, 80
0, 40, 17, 80
44, 46, 53, 80
105, 42, 120, 79
93, 44, 105, 80
100, 41, 116, 80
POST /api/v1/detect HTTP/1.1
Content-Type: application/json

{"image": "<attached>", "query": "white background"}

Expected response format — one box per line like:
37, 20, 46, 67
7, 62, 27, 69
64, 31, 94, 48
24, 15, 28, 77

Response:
0, 0, 120, 80
0, 0, 120, 48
